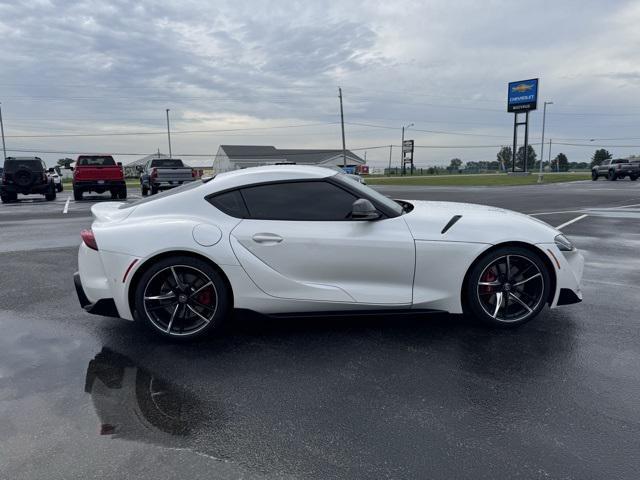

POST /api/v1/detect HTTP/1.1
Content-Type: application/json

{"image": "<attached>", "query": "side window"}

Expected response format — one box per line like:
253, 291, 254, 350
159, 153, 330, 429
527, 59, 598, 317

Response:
602, 160, 610, 166
208, 190, 248, 218
240, 181, 358, 221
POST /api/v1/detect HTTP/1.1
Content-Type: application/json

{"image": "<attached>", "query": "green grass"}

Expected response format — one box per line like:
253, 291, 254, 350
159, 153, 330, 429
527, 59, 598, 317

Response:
365, 172, 591, 186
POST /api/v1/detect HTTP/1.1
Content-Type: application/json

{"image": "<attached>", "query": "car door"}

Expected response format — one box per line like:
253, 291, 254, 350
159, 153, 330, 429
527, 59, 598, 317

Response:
223, 180, 416, 305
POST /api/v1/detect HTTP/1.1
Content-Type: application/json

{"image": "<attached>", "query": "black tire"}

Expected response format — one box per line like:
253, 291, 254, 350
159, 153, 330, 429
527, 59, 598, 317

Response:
1, 192, 16, 203
141, 184, 148, 196
13, 167, 36, 188
57, 183, 63, 192
464, 246, 551, 328
591, 171, 598, 181
134, 256, 231, 340
151, 185, 159, 195
118, 187, 127, 200
608, 170, 618, 181
630, 175, 638, 181
110, 189, 118, 199
73, 188, 83, 201
45, 183, 56, 201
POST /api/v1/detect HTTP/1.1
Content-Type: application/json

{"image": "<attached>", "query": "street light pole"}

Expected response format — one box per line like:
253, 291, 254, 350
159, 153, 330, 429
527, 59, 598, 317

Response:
387, 144, 393, 174
339, 87, 346, 168
0, 103, 7, 160
538, 101, 553, 183
165, 109, 172, 158
400, 123, 413, 175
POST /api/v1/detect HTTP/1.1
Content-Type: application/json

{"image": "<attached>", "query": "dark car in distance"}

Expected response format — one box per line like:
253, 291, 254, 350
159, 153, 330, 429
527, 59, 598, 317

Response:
1, 156, 57, 203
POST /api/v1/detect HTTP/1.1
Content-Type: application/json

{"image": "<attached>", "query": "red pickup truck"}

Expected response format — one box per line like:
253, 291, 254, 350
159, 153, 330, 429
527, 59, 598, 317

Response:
72, 155, 127, 201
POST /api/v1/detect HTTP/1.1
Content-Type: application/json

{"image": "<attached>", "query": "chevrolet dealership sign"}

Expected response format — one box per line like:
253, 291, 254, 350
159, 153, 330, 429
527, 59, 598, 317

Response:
507, 78, 538, 112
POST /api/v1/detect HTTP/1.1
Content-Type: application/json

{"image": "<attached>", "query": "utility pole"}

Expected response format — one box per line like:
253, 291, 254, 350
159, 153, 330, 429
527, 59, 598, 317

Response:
538, 101, 553, 183
387, 145, 393, 174
165, 109, 172, 158
0, 103, 7, 161
548, 138, 555, 172
339, 87, 346, 168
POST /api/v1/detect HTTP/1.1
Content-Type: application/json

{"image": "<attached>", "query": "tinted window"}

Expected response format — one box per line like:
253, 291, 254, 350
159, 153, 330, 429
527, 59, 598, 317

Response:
208, 190, 248, 218
601, 160, 610, 166
150, 159, 184, 168
240, 181, 357, 220
77, 156, 116, 166
334, 173, 403, 216
3, 159, 44, 172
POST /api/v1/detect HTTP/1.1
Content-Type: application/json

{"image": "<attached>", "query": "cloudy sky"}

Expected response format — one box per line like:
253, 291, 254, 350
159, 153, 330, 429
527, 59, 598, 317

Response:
1, 0, 639, 168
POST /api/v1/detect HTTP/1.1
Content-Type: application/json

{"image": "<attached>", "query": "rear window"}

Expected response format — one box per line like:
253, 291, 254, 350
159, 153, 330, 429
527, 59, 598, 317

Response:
3, 159, 44, 172
77, 156, 116, 166
150, 159, 185, 168
118, 177, 215, 209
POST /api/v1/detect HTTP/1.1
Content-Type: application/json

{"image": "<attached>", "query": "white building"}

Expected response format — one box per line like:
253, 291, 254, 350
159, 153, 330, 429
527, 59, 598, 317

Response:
213, 145, 365, 173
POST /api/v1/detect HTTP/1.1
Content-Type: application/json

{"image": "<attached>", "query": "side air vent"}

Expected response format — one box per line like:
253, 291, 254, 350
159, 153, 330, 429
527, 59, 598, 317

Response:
441, 215, 462, 234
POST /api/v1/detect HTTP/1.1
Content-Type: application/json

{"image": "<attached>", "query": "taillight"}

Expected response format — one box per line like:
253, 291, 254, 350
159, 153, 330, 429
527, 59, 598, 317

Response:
150, 167, 158, 180
81, 229, 98, 250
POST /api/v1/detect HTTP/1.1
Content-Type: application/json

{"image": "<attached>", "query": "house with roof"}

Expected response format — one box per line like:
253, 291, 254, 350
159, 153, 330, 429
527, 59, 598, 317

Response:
213, 145, 366, 173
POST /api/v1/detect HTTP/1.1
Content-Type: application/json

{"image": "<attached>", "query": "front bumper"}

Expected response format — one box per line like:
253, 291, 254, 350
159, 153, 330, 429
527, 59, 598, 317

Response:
540, 244, 584, 308
74, 272, 120, 318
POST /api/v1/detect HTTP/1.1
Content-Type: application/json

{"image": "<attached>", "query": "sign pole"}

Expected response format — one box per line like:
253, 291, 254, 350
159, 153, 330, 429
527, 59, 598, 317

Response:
523, 111, 530, 172
0, 103, 6, 161
512, 113, 518, 173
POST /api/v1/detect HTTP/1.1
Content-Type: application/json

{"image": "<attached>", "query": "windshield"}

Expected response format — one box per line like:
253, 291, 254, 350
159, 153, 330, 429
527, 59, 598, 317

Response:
335, 173, 404, 216
77, 156, 116, 166
151, 159, 185, 168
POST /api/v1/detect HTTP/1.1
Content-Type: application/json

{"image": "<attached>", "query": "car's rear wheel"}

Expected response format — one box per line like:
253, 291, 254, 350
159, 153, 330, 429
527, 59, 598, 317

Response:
465, 246, 550, 327
118, 187, 127, 200
608, 170, 617, 181
630, 175, 638, 181
73, 188, 82, 201
1, 192, 17, 203
141, 184, 148, 196
151, 185, 158, 195
591, 171, 598, 180
45, 184, 56, 201
134, 256, 230, 339
57, 183, 63, 192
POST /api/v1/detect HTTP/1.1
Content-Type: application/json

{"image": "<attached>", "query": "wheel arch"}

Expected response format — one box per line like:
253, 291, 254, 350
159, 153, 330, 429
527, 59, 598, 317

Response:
460, 241, 557, 310
127, 250, 234, 320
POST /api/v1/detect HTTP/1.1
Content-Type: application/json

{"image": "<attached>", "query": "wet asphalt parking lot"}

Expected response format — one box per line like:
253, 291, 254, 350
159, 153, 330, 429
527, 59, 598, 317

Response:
1, 180, 639, 479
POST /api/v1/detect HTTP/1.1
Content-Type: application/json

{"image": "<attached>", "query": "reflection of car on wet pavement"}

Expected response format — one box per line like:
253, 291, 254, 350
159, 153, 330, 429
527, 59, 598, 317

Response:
74, 165, 584, 340
85, 349, 206, 443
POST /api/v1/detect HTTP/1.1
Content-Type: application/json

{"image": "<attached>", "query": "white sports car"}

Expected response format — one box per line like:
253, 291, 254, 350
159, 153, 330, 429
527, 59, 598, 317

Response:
74, 165, 584, 339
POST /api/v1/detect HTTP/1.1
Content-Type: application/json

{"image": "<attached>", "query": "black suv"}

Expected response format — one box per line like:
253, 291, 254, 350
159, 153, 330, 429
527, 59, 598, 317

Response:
1, 157, 57, 203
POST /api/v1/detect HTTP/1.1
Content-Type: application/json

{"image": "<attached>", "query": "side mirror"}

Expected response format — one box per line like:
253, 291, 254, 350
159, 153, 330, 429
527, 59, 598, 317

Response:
117, 162, 123, 167
351, 198, 380, 220
48, 167, 55, 173
69, 166, 74, 171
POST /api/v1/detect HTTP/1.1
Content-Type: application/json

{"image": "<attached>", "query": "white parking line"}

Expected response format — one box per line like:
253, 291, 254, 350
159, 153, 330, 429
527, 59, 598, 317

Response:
62, 196, 70, 214
555, 214, 588, 230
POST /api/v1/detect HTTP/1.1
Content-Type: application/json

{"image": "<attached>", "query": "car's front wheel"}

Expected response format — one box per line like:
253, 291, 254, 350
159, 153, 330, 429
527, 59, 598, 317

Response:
134, 256, 230, 339
465, 246, 551, 327
591, 170, 598, 180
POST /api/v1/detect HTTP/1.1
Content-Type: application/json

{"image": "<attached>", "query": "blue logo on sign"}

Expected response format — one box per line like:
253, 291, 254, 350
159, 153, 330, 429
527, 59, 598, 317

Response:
508, 79, 538, 106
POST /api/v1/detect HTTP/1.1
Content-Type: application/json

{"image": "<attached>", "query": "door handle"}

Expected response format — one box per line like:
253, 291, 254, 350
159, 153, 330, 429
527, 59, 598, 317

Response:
252, 233, 283, 244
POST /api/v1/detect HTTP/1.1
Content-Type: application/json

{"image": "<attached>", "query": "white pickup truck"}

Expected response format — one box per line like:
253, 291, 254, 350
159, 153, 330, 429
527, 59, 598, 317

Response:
138, 158, 195, 195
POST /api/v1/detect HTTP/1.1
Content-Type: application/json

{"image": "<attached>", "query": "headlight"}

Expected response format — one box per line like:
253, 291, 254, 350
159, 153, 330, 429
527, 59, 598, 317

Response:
555, 234, 574, 251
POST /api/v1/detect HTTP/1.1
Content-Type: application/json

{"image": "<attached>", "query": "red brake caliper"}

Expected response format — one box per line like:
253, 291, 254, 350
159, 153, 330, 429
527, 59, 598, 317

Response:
480, 269, 497, 294
197, 289, 212, 305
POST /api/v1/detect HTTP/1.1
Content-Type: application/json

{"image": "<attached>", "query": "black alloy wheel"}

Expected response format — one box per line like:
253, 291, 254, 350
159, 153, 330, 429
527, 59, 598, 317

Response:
465, 247, 550, 327
134, 256, 230, 339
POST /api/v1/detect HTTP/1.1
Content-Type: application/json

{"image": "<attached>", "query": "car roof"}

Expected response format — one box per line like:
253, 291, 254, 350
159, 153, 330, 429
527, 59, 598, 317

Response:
209, 165, 337, 192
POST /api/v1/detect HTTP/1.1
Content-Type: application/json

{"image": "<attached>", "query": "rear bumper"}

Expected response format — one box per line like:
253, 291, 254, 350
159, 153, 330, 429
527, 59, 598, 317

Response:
74, 272, 120, 318
74, 180, 125, 191
1, 182, 51, 194
152, 179, 194, 189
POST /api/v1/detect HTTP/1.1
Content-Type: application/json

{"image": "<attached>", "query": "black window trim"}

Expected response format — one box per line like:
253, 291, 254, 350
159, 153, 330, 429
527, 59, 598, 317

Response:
204, 177, 402, 221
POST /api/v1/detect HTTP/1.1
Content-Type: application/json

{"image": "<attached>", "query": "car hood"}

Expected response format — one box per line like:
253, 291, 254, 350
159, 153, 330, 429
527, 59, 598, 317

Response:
402, 200, 559, 244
